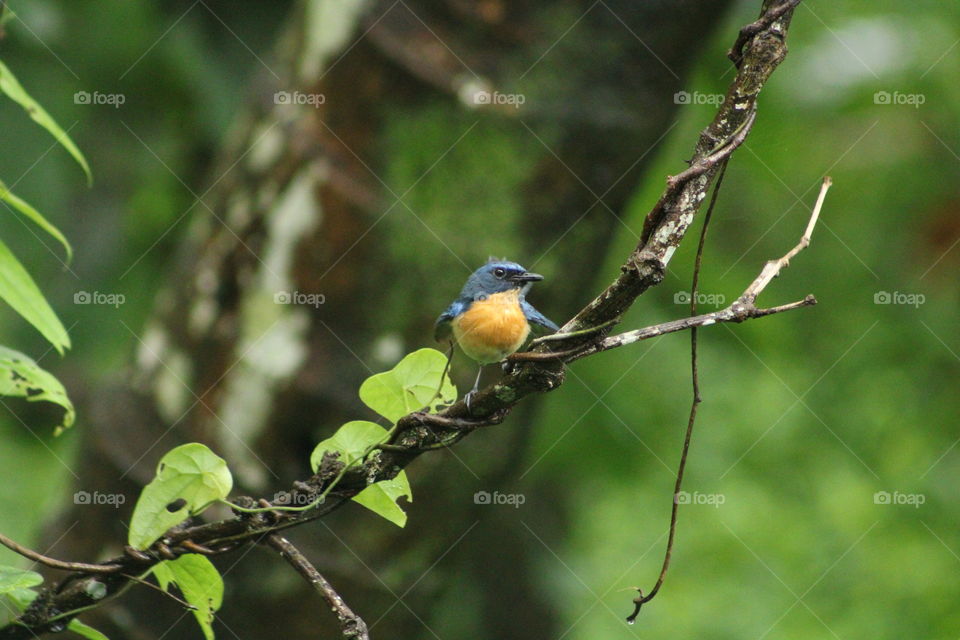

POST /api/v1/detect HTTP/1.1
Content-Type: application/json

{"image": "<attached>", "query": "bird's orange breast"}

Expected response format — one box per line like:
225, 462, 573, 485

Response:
452, 290, 530, 364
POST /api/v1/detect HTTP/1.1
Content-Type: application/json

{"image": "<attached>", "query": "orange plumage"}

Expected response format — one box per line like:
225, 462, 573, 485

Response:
452, 289, 531, 364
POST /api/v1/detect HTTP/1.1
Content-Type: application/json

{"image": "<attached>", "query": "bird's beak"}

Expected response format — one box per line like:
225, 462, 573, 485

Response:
509, 271, 543, 283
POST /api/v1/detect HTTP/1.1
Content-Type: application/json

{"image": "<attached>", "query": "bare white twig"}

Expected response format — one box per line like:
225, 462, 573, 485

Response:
742, 176, 832, 303
510, 177, 832, 362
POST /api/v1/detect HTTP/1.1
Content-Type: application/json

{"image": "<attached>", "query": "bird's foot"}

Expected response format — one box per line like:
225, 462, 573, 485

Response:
464, 389, 478, 412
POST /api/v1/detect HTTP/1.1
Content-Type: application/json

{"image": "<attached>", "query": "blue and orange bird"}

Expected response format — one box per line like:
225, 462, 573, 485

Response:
435, 260, 559, 405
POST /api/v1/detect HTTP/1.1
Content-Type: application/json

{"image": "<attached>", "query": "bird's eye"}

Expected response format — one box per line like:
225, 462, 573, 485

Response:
493, 268, 506, 278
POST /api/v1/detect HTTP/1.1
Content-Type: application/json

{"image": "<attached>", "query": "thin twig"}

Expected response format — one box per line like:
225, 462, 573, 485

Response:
0, 532, 122, 574
627, 160, 727, 623
528, 318, 619, 345
265, 534, 369, 640
666, 109, 755, 189
593, 177, 831, 360
741, 176, 831, 302
119, 573, 197, 610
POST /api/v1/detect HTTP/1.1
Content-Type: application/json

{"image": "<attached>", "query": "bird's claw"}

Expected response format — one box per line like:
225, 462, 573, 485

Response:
464, 390, 477, 412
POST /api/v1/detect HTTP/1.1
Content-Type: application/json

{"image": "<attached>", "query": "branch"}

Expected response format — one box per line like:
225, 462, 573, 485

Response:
0, 532, 121, 574
514, 176, 832, 363
0, 2, 807, 637
265, 534, 369, 640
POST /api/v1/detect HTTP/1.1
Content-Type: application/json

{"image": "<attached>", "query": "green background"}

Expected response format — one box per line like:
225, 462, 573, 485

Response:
0, 1, 957, 638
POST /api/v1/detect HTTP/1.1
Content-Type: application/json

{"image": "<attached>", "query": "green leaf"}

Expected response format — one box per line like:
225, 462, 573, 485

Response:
152, 555, 223, 640
67, 619, 111, 640
0, 60, 92, 184
353, 472, 412, 527
0, 179, 72, 261
309, 420, 385, 472
0, 345, 75, 434
359, 348, 456, 422
310, 421, 413, 526
0, 566, 42, 594
128, 444, 233, 550
0, 236, 70, 354
2, 586, 37, 630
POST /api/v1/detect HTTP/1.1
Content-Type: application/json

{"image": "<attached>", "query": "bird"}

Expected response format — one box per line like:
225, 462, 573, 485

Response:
435, 259, 559, 407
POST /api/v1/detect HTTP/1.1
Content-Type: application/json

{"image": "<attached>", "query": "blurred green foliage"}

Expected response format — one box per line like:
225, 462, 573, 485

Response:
526, 2, 960, 638
0, 0, 957, 638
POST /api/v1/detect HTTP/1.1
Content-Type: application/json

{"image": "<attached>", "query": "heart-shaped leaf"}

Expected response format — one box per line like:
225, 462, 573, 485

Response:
152, 554, 223, 640
359, 348, 455, 422
353, 472, 412, 527
128, 444, 232, 550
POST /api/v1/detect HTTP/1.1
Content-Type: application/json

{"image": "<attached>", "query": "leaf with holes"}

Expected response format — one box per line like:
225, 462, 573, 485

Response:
128, 444, 232, 550
152, 554, 223, 640
0, 346, 74, 434
359, 348, 456, 422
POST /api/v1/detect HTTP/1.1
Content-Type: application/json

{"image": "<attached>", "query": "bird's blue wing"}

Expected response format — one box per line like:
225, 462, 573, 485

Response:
521, 300, 559, 333
434, 298, 469, 341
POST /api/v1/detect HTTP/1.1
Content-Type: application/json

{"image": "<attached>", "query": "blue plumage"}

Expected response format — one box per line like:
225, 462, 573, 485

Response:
434, 259, 559, 406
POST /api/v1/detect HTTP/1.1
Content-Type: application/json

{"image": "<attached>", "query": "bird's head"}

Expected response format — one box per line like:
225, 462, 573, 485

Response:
460, 259, 543, 300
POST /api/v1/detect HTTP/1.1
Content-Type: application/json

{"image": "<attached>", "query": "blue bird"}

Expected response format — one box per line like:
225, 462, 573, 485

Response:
435, 259, 559, 406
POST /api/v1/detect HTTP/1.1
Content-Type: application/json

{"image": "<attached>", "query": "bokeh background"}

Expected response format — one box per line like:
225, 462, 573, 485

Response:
0, 0, 957, 638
